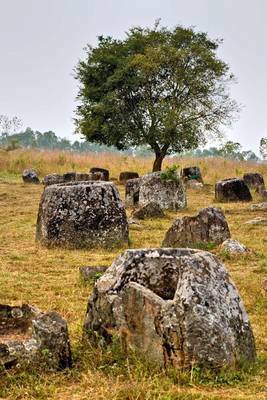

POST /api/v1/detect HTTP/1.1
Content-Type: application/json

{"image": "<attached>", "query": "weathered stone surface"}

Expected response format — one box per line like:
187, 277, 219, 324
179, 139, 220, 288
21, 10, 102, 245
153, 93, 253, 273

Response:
0, 305, 71, 371
250, 202, 267, 211
162, 207, 230, 248
221, 239, 248, 254
215, 178, 252, 202
76, 173, 91, 181
84, 248, 256, 370
36, 181, 129, 248
43, 173, 64, 186
119, 171, 139, 184
32, 312, 72, 370
132, 202, 165, 220
22, 169, 39, 184
125, 178, 142, 207
243, 173, 265, 192
90, 168, 109, 181
139, 172, 186, 211
80, 266, 108, 281
63, 172, 76, 182
44, 173, 91, 186
181, 166, 203, 183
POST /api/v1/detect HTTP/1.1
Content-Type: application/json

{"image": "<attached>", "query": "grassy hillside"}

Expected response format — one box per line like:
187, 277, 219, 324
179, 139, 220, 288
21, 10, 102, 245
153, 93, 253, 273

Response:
0, 149, 266, 399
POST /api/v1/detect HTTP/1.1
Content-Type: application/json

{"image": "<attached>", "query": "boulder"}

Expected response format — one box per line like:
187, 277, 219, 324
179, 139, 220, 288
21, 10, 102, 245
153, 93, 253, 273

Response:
243, 173, 265, 192
0, 304, 71, 371
43, 173, 64, 187
215, 178, 252, 202
84, 248, 256, 370
22, 169, 39, 184
125, 178, 142, 207
162, 207, 230, 248
36, 181, 129, 248
132, 202, 165, 220
181, 166, 203, 183
221, 239, 248, 254
119, 171, 139, 184
90, 168, 109, 181
139, 172, 186, 211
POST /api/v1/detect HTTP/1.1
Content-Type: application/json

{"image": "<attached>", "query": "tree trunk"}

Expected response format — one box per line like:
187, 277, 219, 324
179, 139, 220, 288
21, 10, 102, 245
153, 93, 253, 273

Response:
152, 153, 165, 172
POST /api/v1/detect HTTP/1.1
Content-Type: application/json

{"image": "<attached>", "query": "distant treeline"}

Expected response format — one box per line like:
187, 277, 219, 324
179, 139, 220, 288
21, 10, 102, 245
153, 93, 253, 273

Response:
0, 127, 259, 161
0, 127, 137, 154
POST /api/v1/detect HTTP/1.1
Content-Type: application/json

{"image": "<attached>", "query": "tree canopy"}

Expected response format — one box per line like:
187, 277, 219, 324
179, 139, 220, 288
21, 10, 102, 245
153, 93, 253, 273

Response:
75, 23, 239, 171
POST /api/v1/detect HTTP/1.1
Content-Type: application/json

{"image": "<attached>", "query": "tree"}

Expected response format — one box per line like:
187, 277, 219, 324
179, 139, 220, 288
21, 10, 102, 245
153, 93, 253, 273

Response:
241, 150, 258, 162
75, 23, 238, 171
36, 130, 58, 149
0, 115, 22, 138
219, 140, 242, 159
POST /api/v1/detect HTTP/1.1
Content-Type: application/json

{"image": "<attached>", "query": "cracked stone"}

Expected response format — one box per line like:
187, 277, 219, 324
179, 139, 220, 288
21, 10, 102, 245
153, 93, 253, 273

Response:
162, 207, 230, 248
83, 248, 256, 370
0, 304, 71, 371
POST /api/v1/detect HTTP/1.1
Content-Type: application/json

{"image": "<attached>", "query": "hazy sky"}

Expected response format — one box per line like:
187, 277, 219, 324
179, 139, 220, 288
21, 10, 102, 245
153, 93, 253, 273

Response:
0, 0, 267, 153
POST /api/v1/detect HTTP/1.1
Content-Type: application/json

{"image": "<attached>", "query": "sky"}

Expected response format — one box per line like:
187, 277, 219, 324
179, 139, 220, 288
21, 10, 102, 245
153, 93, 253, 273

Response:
0, 0, 267, 153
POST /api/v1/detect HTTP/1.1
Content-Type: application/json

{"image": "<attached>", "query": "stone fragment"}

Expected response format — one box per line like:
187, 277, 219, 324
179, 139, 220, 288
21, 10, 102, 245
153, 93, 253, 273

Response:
0, 304, 71, 371
243, 173, 265, 192
90, 168, 109, 181
181, 166, 203, 183
215, 178, 252, 202
43, 173, 64, 186
187, 180, 204, 189
84, 248, 256, 370
162, 207, 230, 248
36, 181, 129, 248
221, 239, 248, 254
119, 171, 139, 184
125, 178, 142, 207
132, 202, 165, 220
22, 169, 40, 184
250, 202, 267, 211
139, 172, 186, 211
79, 266, 108, 282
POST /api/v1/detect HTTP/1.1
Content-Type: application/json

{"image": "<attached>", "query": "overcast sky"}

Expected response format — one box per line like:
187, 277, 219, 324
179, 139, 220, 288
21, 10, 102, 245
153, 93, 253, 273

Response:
0, 0, 266, 153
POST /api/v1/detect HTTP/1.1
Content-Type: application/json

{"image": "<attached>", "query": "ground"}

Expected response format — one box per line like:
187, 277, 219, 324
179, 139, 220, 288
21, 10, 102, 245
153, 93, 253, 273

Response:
0, 149, 266, 399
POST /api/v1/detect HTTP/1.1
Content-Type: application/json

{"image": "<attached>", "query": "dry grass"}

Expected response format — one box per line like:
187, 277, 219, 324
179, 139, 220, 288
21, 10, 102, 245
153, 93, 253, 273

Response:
1, 148, 267, 182
0, 149, 266, 399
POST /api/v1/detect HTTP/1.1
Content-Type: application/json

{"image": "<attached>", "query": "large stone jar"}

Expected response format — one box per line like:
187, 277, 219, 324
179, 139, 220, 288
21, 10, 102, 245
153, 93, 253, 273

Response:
84, 248, 256, 370
36, 181, 129, 248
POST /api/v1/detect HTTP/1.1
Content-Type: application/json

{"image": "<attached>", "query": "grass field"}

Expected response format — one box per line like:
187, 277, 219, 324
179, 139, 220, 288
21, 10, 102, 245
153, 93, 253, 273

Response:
0, 149, 266, 399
